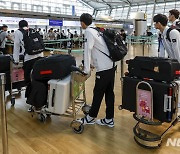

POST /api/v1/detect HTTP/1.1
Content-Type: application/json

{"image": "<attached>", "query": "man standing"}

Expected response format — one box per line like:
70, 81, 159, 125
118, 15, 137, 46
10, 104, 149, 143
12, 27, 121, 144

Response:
168, 9, 179, 28
79, 13, 116, 127
0, 25, 13, 54
13, 20, 43, 98
153, 14, 180, 62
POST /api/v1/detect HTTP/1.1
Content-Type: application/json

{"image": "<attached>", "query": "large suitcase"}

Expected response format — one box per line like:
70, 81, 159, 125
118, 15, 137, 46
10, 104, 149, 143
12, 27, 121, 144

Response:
122, 76, 177, 122
32, 54, 76, 81
0, 55, 10, 72
47, 75, 71, 114
26, 80, 48, 108
127, 56, 180, 82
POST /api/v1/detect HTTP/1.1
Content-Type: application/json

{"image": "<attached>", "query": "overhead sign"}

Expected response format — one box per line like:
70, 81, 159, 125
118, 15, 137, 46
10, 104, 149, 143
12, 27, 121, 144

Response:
0, 16, 48, 26
49, 19, 63, 26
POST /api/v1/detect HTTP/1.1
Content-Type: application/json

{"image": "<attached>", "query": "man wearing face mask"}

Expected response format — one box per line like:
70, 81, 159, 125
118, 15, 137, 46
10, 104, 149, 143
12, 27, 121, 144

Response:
153, 14, 180, 62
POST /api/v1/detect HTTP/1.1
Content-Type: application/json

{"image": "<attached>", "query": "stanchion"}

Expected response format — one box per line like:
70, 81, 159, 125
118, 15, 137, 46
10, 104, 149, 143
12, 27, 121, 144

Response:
0, 73, 8, 154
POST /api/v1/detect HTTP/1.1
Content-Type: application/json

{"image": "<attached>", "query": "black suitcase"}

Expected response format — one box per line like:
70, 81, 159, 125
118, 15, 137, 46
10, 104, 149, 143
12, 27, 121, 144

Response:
122, 76, 177, 122
127, 56, 180, 82
26, 80, 48, 108
0, 55, 10, 72
32, 54, 76, 81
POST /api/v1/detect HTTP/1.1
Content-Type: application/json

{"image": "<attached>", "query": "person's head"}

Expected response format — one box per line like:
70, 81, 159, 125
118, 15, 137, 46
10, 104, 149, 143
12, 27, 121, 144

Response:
80, 13, 92, 29
38, 28, 41, 31
1, 25, 8, 31
50, 28, 53, 32
120, 29, 125, 33
153, 14, 168, 31
74, 31, 77, 34
169, 9, 179, 22
67, 29, 70, 32
11, 30, 14, 33
19, 20, 28, 29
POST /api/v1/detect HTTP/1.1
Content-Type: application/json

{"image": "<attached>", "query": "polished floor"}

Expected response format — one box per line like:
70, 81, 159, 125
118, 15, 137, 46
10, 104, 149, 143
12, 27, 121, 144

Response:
0, 44, 180, 154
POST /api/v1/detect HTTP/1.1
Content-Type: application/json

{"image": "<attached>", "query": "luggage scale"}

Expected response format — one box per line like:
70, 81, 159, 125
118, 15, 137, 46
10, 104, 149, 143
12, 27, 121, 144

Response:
30, 65, 91, 134
133, 81, 180, 148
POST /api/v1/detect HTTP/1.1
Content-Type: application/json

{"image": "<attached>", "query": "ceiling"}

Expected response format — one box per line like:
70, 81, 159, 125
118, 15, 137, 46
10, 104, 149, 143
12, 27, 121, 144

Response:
79, 0, 177, 10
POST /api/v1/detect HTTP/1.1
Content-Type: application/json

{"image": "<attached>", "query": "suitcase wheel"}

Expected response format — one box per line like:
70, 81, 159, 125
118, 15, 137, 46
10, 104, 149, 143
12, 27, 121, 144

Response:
38, 113, 46, 123
71, 120, 84, 134
118, 105, 122, 110
11, 97, 15, 106
82, 105, 91, 115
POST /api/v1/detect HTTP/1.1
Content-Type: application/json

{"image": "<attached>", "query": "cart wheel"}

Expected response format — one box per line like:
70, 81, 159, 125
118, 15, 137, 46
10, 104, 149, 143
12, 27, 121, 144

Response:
11, 98, 15, 106
82, 105, 91, 115
39, 114, 46, 122
118, 105, 122, 110
73, 124, 84, 134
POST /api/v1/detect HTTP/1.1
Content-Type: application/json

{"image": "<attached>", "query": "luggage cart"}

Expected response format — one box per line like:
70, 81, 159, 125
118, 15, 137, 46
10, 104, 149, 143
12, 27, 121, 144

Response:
8, 57, 26, 106
133, 81, 180, 148
30, 66, 91, 134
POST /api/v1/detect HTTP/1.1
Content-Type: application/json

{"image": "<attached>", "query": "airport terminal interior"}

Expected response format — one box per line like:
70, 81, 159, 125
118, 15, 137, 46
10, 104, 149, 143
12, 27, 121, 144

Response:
0, 0, 180, 153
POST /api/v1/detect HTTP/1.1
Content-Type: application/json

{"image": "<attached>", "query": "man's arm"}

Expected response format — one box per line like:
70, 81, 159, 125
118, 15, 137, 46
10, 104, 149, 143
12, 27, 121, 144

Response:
83, 30, 95, 74
13, 31, 21, 63
170, 30, 180, 63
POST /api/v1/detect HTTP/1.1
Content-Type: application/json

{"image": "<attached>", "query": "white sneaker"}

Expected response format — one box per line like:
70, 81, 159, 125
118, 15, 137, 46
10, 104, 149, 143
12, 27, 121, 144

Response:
96, 118, 114, 128
78, 115, 95, 125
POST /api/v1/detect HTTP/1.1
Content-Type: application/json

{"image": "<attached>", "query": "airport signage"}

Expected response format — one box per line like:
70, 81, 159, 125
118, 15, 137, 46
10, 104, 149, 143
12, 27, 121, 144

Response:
0, 16, 48, 25
49, 19, 63, 26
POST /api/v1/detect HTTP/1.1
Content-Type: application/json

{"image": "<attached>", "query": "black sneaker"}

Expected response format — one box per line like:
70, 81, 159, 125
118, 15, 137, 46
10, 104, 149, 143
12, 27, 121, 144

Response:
77, 115, 95, 125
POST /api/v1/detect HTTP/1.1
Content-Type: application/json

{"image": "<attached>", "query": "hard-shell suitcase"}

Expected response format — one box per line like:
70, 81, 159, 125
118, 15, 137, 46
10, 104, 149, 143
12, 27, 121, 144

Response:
32, 54, 76, 81
127, 56, 180, 82
122, 76, 177, 122
0, 55, 10, 72
47, 75, 71, 114
26, 80, 48, 108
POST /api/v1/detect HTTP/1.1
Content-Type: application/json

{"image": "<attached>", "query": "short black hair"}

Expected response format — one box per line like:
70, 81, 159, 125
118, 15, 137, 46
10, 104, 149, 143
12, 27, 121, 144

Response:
153, 14, 168, 26
2, 24, 8, 28
169, 9, 179, 19
121, 29, 125, 32
80, 13, 92, 26
19, 20, 28, 28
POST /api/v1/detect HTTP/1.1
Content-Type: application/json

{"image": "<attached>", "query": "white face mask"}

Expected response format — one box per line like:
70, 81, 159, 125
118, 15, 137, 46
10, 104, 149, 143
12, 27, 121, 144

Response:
23, 27, 28, 30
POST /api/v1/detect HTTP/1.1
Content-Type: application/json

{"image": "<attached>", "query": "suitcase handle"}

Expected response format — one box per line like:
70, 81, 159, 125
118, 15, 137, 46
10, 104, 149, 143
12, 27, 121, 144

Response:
52, 89, 55, 107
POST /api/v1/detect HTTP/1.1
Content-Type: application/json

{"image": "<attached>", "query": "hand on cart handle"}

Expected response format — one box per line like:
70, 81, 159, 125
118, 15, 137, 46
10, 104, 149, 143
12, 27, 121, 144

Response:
9, 55, 19, 65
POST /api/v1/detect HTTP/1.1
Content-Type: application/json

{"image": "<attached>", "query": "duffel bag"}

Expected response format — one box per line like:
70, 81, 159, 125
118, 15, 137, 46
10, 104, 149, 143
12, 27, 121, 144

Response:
127, 56, 180, 82
0, 55, 10, 72
32, 54, 76, 81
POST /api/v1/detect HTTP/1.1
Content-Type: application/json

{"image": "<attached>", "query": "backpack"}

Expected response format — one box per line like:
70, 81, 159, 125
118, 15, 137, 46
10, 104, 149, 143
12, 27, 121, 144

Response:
19, 28, 45, 55
167, 21, 180, 42
93, 28, 127, 62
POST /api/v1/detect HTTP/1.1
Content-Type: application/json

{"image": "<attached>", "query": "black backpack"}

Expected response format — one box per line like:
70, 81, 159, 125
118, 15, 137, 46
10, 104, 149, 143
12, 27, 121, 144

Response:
93, 28, 127, 62
19, 28, 45, 55
166, 21, 180, 42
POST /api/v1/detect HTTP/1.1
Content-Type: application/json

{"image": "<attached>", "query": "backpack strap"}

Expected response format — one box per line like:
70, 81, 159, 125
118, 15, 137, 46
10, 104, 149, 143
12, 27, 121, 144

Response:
166, 28, 172, 42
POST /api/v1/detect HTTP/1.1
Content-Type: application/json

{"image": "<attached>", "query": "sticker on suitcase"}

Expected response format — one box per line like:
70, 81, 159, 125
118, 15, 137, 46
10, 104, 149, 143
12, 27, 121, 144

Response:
11, 68, 24, 82
137, 89, 152, 120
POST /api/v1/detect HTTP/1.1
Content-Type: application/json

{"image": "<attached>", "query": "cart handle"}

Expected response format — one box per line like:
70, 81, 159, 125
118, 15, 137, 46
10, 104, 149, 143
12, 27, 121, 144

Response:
71, 65, 87, 75
9, 55, 18, 65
